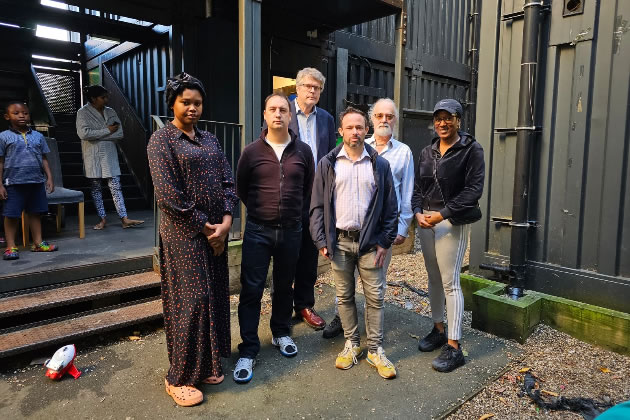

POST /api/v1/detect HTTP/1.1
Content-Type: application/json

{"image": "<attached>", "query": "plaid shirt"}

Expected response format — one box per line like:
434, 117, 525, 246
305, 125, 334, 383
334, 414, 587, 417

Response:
365, 135, 414, 237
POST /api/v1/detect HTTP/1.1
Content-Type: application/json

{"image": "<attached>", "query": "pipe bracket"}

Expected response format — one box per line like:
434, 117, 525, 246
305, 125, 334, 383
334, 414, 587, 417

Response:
494, 126, 541, 134
523, 1, 544, 9
490, 217, 538, 228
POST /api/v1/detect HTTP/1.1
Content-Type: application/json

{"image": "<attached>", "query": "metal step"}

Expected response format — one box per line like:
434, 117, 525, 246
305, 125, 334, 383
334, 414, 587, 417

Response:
0, 272, 160, 319
1, 257, 154, 294
0, 299, 163, 358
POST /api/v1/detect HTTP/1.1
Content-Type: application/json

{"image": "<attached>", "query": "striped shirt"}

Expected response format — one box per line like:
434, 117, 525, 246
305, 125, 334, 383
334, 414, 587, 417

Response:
365, 135, 415, 237
334, 146, 375, 231
295, 99, 318, 165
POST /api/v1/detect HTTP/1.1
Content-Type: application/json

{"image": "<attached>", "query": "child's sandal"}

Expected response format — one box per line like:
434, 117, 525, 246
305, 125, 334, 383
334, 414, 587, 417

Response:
30, 241, 58, 252
3, 247, 19, 260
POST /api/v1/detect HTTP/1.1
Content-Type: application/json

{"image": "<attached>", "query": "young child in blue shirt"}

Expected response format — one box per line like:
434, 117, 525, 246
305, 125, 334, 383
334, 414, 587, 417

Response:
0, 101, 58, 260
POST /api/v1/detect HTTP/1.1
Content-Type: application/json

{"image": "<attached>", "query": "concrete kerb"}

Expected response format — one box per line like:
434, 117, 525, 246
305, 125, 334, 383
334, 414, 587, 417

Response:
461, 274, 630, 355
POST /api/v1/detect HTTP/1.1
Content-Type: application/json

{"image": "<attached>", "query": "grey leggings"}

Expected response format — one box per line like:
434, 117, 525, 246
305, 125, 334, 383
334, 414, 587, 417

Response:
418, 212, 469, 341
90, 176, 128, 220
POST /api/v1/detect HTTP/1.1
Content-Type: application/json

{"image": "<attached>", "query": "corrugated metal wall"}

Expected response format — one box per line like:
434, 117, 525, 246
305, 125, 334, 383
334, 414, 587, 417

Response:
407, 0, 473, 66
347, 14, 396, 45
335, 0, 478, 159
471, 0, 630, 313
340, 0, 475, 110
107, 43, 170, 130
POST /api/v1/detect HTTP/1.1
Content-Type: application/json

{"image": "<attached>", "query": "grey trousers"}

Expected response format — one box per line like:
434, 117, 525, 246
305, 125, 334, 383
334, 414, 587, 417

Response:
334, 247, 392, 316
418, 212, 469, 340
331, 236, 386, 352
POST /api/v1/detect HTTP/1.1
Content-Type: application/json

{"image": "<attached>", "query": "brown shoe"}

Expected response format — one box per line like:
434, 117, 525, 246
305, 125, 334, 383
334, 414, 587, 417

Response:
299, 308, 326, 330
201, 374, 224, 385
122, 218, 145, 229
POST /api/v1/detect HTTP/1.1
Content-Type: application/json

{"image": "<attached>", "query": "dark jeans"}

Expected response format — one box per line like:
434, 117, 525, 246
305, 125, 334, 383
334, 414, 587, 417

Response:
237, 218, 302, 358
293, 225, 319, 312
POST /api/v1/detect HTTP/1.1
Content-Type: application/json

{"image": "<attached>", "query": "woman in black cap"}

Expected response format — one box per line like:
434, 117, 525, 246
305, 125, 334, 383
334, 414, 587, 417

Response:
148, 73, 238, 406
411, 98, 485, 372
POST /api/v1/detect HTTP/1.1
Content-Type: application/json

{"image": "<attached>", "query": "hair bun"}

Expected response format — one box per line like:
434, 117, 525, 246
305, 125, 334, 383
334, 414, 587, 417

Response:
165, 73, 206, 108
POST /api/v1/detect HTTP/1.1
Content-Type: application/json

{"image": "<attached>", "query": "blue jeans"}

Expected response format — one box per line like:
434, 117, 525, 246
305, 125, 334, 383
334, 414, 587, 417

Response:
237, 218, 302, 358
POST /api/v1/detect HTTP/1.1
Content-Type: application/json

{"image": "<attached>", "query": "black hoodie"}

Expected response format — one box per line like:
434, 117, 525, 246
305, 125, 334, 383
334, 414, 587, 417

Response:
236, 128, 315, 224
411, 131, 485, 220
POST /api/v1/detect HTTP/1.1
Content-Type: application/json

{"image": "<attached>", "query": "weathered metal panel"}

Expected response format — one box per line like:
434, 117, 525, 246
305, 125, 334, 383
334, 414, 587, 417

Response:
346, 15, 396, 45
337, 0, 475, 116
108, 43, 170, 129
470, 0, 500, 270
472, 0, 630, 312
406, 0, 472, 66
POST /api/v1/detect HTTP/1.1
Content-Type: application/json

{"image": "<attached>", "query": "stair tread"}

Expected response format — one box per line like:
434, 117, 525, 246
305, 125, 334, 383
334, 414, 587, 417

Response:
0, 272, 160, 319
0, 299, 163, 357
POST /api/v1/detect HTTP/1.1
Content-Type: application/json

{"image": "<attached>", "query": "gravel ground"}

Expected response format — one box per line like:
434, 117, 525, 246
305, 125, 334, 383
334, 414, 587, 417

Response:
312, 230, 630, 419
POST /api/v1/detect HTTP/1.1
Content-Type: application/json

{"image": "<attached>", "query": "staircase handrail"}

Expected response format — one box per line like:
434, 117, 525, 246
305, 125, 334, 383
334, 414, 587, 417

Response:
151, 115, 243, 127
28, 65, 56, 128
150, 115, 166, 131
102, 65, 150, 203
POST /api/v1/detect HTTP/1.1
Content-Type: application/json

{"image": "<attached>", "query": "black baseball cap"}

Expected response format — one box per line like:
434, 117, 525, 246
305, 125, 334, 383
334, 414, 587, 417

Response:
433, 99, 463, 117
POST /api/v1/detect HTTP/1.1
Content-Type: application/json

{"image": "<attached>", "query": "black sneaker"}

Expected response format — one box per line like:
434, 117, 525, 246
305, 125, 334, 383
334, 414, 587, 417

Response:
418, 326, 447, 352
431, 344, 465, 372
322, 315, 343, 339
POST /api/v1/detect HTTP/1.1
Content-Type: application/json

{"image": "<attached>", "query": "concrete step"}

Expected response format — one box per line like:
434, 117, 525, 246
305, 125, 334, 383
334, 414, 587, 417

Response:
0, 272, 160, 320
0, 298, 163, 358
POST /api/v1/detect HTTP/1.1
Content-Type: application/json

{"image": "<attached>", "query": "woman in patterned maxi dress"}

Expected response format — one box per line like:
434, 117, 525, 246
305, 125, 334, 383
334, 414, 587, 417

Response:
147, 73, 238, 406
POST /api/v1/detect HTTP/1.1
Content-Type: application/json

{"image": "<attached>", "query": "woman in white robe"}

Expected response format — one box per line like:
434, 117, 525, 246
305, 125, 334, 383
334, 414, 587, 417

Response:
76, 85, 143, 229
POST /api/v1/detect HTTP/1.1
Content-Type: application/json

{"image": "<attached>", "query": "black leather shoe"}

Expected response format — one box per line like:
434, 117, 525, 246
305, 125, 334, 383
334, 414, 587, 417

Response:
431, 344, 465, 372
418, 326, 447, 352
322, 315, 343, 339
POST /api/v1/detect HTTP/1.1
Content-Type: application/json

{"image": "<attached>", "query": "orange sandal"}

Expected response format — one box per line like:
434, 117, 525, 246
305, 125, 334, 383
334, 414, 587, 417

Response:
201, 374, 224, 385
165, 379, 203, 407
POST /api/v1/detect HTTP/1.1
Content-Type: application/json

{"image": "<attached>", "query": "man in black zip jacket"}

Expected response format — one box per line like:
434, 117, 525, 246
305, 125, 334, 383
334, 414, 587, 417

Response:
233, 93, 315, 383
262, 68, 337, 330
310, 107, 398, 379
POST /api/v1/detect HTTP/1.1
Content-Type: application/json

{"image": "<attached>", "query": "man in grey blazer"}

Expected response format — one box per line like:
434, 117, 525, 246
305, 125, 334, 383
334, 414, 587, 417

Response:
267, 67, 337, 330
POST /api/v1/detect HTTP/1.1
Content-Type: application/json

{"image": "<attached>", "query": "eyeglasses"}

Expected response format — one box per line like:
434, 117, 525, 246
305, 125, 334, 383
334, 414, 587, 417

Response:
374, 113, 395, 121
299, 83, 322, 92
433, 115, 457, 124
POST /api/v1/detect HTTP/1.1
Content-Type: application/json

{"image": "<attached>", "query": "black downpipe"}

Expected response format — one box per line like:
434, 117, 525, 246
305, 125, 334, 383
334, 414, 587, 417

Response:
507, 1, 543, 299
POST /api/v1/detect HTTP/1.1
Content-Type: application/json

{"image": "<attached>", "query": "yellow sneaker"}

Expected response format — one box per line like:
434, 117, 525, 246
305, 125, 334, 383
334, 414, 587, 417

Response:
366, 347, 397, 379
335, 339, 363, 370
